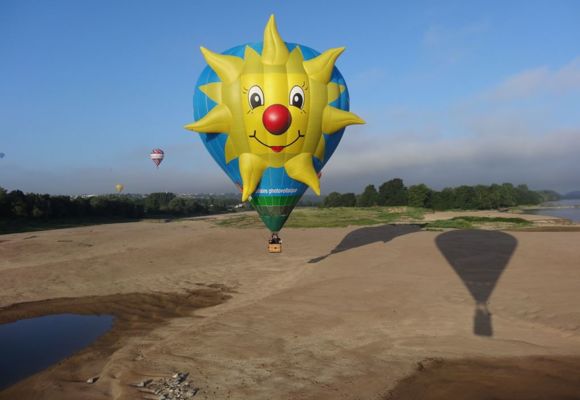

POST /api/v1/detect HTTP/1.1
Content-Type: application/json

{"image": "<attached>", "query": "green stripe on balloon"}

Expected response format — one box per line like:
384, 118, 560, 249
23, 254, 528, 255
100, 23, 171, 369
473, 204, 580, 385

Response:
250, 195, 303, 206
250, 195, 301, 232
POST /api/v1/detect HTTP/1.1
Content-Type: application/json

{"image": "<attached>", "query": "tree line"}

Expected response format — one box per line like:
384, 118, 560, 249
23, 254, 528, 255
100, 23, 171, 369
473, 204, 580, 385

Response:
0, 179, 555, 222
0, 188, 238, 220
323, 179, 547, 210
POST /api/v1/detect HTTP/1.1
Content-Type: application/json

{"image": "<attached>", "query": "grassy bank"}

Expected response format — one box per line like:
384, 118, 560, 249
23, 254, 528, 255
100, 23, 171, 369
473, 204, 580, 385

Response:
425, 216, 532, 230
216, 207, 425, 229
216, 208, 537, 231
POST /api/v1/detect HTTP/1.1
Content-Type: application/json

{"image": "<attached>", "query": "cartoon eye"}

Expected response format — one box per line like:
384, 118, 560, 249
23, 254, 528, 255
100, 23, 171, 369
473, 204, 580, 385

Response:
248, 86, 264, 109
289, 86, 304, 109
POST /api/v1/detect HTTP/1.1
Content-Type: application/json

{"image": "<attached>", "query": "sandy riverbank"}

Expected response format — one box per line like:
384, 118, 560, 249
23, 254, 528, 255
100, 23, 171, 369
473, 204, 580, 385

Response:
1, 212, 580, 399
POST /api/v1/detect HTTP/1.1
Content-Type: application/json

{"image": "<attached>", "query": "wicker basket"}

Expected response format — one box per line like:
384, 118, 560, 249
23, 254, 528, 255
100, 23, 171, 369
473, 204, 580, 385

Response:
268, 243, 282, 253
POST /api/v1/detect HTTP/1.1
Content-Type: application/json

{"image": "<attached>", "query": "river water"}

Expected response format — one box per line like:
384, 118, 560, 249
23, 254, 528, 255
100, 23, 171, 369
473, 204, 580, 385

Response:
0, 313, 114, 390
525, 199, 580, 222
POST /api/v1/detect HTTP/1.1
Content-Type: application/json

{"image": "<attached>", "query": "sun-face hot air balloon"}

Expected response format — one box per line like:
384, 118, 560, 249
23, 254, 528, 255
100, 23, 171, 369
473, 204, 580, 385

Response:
150, 149, 164, 168
185, 15, 364, 250
115, 184, 124, 193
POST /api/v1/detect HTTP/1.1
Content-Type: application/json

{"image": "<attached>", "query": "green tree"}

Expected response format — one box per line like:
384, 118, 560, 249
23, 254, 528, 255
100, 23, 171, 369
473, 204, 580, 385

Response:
49, 195, 72, 218
9, 190, 28, 217
28, 194, 49, 218
378, 178, 408, 206
431, 188, 455, 210
498, 183, 517, 207
0, 187, 10, 217
324, 192, 342, 207
144, 192, 176, 214
73, 197, 91, 217
515, 184, 541, 205
357, 185, 378, 207
339, 193, 357, 207
168, 197, 188, 215
453, 185, 477, 209
408, 184, 432, 208
536, 190, 561, 202
473, 185, 492, 210
168, 197, 207, 216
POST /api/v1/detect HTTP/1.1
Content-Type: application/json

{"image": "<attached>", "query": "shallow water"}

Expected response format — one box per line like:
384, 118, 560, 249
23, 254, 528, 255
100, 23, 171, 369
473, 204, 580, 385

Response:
526, 199, 580, 222
0, 313, 113, 390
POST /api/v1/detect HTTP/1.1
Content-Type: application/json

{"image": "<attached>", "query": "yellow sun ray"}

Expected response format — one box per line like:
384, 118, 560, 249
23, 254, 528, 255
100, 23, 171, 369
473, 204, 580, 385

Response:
322, 106, 365, 134
327, 83, 345, 104
314, 137, 325, 161
285, 153, 320, 195
239, 153, 268, 201
185, 104, 231, 134
199, 82, 222, 104
225, 137, 237, 163
262, 15, 289, 65
303, 48, 344, 83
199, 47, 243, 83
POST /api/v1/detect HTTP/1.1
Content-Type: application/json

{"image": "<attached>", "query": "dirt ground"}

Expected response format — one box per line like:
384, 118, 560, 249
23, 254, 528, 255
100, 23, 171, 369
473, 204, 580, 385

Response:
1, 212, 580, 399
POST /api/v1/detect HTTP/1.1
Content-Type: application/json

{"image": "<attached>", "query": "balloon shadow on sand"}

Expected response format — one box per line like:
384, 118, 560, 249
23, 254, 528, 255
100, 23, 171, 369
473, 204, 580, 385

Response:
436, 230, 517, 337
308, 224, 422, 264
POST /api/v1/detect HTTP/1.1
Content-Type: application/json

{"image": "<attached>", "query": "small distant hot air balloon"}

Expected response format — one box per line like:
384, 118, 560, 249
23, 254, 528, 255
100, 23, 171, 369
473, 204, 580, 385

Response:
115, 184, 124, 193
0, 153, 5, 159
150, 149, 164, 168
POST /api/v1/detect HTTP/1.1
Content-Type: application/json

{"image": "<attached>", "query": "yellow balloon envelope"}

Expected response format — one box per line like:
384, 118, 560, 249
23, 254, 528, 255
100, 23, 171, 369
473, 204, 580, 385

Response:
186, 15, 364, 233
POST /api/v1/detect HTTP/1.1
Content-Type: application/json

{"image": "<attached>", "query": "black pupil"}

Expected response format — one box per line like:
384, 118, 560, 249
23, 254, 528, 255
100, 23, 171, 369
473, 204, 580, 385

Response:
292, 93, 303, 108
250, 93, 262, 108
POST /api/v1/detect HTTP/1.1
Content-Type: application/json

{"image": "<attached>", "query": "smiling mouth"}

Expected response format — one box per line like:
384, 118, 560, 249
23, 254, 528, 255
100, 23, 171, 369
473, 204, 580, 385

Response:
249, 130, 305, 152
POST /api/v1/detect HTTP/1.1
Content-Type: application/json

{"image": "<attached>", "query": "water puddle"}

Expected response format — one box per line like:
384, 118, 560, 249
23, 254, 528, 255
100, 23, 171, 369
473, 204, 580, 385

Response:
0, 287, 231, 397
0, 313, 113, 390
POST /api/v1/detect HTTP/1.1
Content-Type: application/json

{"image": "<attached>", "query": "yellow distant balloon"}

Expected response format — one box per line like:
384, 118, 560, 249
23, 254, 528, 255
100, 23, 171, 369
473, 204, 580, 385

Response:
115, 184, 124, 193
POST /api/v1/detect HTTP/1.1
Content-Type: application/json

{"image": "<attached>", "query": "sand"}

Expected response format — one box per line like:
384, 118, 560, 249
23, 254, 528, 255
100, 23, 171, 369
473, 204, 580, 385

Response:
1, 213, 580, 399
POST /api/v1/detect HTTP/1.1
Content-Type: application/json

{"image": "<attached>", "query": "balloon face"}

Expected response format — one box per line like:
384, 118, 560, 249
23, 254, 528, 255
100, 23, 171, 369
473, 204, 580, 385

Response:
150, 148, 164, 168
115, 184, 124, 193
186, 16, 364, 232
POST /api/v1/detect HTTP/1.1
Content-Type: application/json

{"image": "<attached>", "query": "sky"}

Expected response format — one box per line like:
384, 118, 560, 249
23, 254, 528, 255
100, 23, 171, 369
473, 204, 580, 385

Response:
1, 0, 579, 195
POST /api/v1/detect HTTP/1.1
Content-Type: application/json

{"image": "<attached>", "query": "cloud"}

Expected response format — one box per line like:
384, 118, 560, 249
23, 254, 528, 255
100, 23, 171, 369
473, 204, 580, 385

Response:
488, 57, 580, 100
422, 20, 490, 65
423, 20, 489, 48
319, 56, 580, 194
321, 126, 580, 193
349, 67, 388, 89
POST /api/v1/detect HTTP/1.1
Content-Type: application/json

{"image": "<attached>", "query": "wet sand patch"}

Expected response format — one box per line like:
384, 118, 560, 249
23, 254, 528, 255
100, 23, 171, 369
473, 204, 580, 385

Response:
0, 286, 231, 398
385, 356, 580, 400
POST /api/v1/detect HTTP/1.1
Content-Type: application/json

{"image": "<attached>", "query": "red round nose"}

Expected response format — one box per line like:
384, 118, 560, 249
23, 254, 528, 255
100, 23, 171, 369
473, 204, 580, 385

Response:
262, 104, 292, 135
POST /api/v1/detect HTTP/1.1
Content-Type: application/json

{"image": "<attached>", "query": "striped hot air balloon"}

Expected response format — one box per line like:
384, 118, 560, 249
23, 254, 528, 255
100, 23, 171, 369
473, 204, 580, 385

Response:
149, 149, 164, 168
